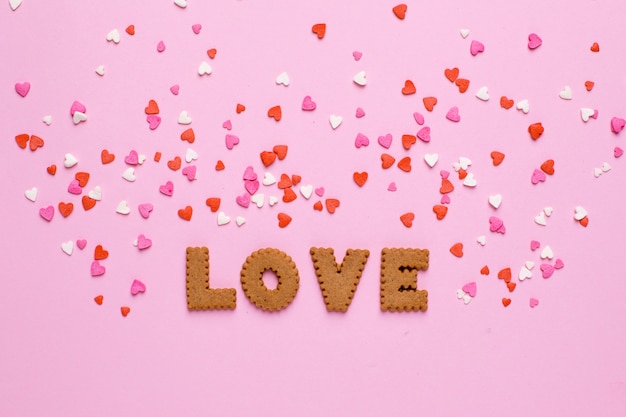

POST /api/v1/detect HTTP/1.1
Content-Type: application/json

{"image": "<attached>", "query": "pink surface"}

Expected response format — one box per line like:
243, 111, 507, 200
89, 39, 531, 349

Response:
2, 1, 626, 415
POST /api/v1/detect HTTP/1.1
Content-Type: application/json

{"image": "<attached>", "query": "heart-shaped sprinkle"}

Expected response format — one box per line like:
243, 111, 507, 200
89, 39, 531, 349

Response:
355, 107, 365, 118
476, 235, 486, 246
480, 265, 489, 275
500, 96, 514, 109
611, 117, 625, 133
416, 126, 431, 142
518, 267, 532, 281
236, 193, 251, 208
225, 134, 240, 150
178, 206, 192, 221
488, 194, 502, 209
534, 212, 547, 226
9, 0, 22, 11
198, 61, 212, 76
460, 28, 470, 38
401, 80, 416, 95
470, 40, 484, 56
489, 216, 506, 234
138, 203, 153, 219
462, 282, 477, 297
574, 206, 587, 221
76, 239, 87, 250
146, 115, 161, 130
116, 200, 130, 215
580, 108, 595, 122
130, 279, 146, 295
170, 85, 180, 95
91, 261, 106, 277
528, 33, 542, 49
378, 134, 392, 149
276, 71, 290, 86
39, 206, 54, 221
159, 181, 174, 196
449, 242, 463, 257
106, 29, 120, 44
329, 115, 343, 129
614, 147, 624, 158
245, 179, 260, 195
314, 187, 324, 197
432, 205, 448, 220
530, 240, 540, 251
392, 3, 407, 19
559, 86, 572, 100
24, 187, 37, 202
388, 182, 397, 192
277, 213, 292, 228
355, 133, 369, 148
61, 241, 74, 256
516, 99, 530, 113
446, 106, 460, 122
528, 123, 544, 140
475, 86, 489, 101
400, 212, 414, 228
540, 159, 555, 175
490, 151, 505, 166
498, 268, 512, 283
302, 96, 316, 111
125, 25, 135, 35
529, 298, 539, 308
444, 67, 459, 83
352, 51, 362, 61
440, 194, 450, 204
353, 70, 367, 86
311, 23, 326, 39
457, 290, 472, 305
299, 185, 313, 199
531, 169, 546, 184
540, 263, 555, 278
191, 24, 202, 34
136, 234, 152, 250
424, 153, 439, 168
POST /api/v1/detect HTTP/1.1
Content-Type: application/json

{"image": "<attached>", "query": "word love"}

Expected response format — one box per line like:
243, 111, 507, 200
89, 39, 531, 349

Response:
186, 246, 430, 312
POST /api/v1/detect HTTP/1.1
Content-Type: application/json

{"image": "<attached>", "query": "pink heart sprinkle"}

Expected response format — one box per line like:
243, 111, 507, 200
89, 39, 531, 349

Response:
131, 279, 146, 295
591, 109, 599, 119
245, 179, 260, 195
387, 182, 397, 191
90, 261, 105, 277
440, 194, 451, 204
170, 85, 180, 95
614, 147, 624, 158
15, 82, 31, 97
530, 240, 540, 251
39, 206, 54, 222
470, 40, 485, 56
70, 100, 86, 116
352, 51, 362, 61
377, 134, 392, 149
440, 170, 450, 179
611, 117, 625, 133
191, 24, 202, 34
446, 106, 460, 122
355, 133, 369, 148
417, 126, 431, 142
529, 297, 539, 308
489, 216, 506, 234
528, 33, 542, 49
137, 234, 152, 250
462, 282, 477, 297
225, 134, 240, 150
302, 96, 316, 111
124, 150, 139, 165
413, 112, 424, 125
159, 181, 174, 196
222, 120, 232, 130
355, 107, 365, 118
236, 193, 250, 208
182, 165, 197, 181
315, 187, 325, 197
67, 179, 82, 195
157, 40, 166, 52
243, 166, 257, 181
540, 263, 555, 279
76, 239, 87, 250
554, 258, 565, 269
146, 115, 161, 130
531, 169, 546, 184
138, 203, 153, 219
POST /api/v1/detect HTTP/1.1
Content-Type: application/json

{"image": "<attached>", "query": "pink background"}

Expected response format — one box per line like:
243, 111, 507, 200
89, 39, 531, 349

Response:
2, 0, 626, 415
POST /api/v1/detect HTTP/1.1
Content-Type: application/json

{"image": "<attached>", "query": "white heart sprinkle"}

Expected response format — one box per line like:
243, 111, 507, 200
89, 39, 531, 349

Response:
574, 206, 587, 221
559, 86, 572, 100
460, 28, 470, 38
275, 71, 290, 86
88, 186, 102, 201
300, 185, 313, 199
353, 70, 367, 86
42, 115, 52, 125
262, 172, 276, 186
525, 261, 535, 270
236, 216, 246, 226
95, 65, 105, 76
198, 61, 212, 76
463, 173, 477, 187
9, 0, 22, 11
122, 167, 136, 182
64, 153, 78, 168
541, 246, 554, 260
250, 193, 264, 208
580, 108, 594, 122
61, 241, 74, 256
268, 196, 279, 206
456, 289, 472, 304
459, 157, 472, 169
178, 110, 192, 125
132, 239, 138, 247
106, 29, 120, 44
424, 153, 439, 168
24, 187, 38, 202
185, 148, 198, 163
72, 111, 87, 124
518, 267, 532, 281
516, 99, 530, 114
488, 194, 502, 209
116, 200, 130, 215
174, 0, 187, 8
543, 206, 553, 217
329, 115, 343, 129
217, 211, 231, 226
602, 162, 611, 172
137, 154, 146, 165
476, 235, 486, 246
475, 86, 489, 101
593, 167, 603, 178
534, 212, 547, 226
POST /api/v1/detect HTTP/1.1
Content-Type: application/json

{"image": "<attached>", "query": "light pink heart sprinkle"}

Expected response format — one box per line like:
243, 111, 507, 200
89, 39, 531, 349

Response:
355, 133, 369, 148
530, 240, 540, 251
146, 115, 161, 130
222, 120, 232, 130
440, 194, 451, 204
137, 234, 152, 250
355, 107, 365, 118
157, 40, 166, 52
554, 259, 565, 269
446, 106, 460, 122
159, 181, 174, 196
352, 51, 362, 61
614, 147, 624, 158
131, 279, 146, 295
124, 150, 139, 165
90, 261, 105, 277
387, 182, 397, 191
529, 297, 539, 308
243, 166, 257, 181
470, 40, 485, 56
302, 96, 316, 111
15, 82, 31, 97
70, 100, 86, 116
315, 187, 324, 197
76, 239, 87, 250
417, 126, 431, 142
245, 179, 260, 195
236, 193, 250, 208
440, 170, 450, 179
540, 263, 555, 279
528, 33, 542, 49
191, 24, 202, 34
531, 169, 546, 184
489, 216, 506, 234
225, 134, 239, 150
182, 165, 197, 181
138, 203, 153, 219
611, 117, 625, 133
39, 206, 54, 222
462, 282, 477, 297
67, 179, 82, 195
413, 112, 425, 125
170, 85, 180, 95
377, 134, 392, 149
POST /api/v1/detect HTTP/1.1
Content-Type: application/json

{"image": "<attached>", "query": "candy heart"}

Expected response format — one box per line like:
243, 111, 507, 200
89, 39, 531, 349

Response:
122, 168, 136, 182
222, 120, 232, 130
488, 194, 502, 209
217, 211, 231, 226
192, 24, 202, 34
236, 216, 246, 227
519, 267, 532, 281
182, 165, 197, 181
530, 240, 540, 251
72, 111, 87, 124
440, 170, 450, 179
174, 0, 187, 7
355, 133, 369, 148
401, 80, 416, 95
146, 115, 161, 130
417, 126, 431, 142
15, 82, 30, 97
185, 148, 198, 163
534, 212, 547, 226
24, 187, 37, 202
137, 234, 152, 250
106, 29, 120, 44
446, 106, 460, 122
315, 187, 324, 197
116, 200, 130, 215
388, 182, 397, 192
70, 101, 86, 116
262, 172, 277, 186
300, 185, 313, 199
540, 246, 554, 260
489, 216, 505, 234
378, 134, 392, 149
559, 86, 572, 100
580, 108, 594, 122
159, 181, 174, 196
543, 206, 554, 217
329, 115, 343, 129
42, 115, 52, 125
463, 173, 477, 187
540, 159, 554, 175
529, 298, 539, 308
540, 263, 555, 278
61, 241, 74, 256
392, 3, 407, 19
95, 65, 105, 76
268, 196, 279, 206
225, 134, 239, 150
525, 261, 535, 270
462, 282, 477, 297
500, 96, 514, 109
198, 61, 212, 75
353, 70, 367, 86
554, 259, 564, 270
236, 193, 250, 208
531, 169, 546, 184
276, 71, 290, 86
470, 40, 484, 56
476, 86, 489, 101
355, 107, 365, 118
67, 180, 82, 195
241, 166, 257, 181
90, 261, 105, 277
574, 206, 587, 220
602, 162, 612, 173
311, 23, 326, 39
250, 193, 264, 208
87, 186, 101, 201
457, 157, 472, 170
432, 205, 448, 220
528, 33, 542, 49
178, 110, 192, 125
423, 97, 437, 111
449, 243, 463, 258
476, 235, 486, 246
352, 51, 362, 60
611, 117, 625, 133
413, 112, 424, 125
64, 153, 78, 168
444, 67, 459, 82
245, 179, 259, 195
131, 279, 146, 295
424, 153, 439, 168
516, 99, 529, 114
9, 0, 22, 10
302, 96, 316, 111
457, 290, 472, 305
170, 85, 180, 95
440, 194, 450, 204
615, 147, 624, 158
156, 40, 166, 52
400, 212, 414, 228
138, 203, 153, 218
